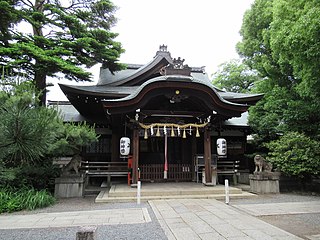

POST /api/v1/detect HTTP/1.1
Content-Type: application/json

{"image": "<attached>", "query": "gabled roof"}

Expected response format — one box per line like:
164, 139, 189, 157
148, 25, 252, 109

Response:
59, 45, 263, 120
97, 46, 209, 86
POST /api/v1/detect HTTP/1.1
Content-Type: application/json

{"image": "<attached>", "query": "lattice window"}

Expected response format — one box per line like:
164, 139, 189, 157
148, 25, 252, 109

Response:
85, 137, 111, 154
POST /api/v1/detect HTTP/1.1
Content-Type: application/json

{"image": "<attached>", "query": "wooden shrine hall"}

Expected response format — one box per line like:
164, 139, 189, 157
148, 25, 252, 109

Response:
56, 45, 263, 186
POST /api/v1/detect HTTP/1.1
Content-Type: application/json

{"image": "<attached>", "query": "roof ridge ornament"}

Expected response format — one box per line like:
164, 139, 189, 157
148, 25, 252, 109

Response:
160, 57, 192, 76
159, 44, 168, 52
155, 44, 171, 58
172, 57, 186, 69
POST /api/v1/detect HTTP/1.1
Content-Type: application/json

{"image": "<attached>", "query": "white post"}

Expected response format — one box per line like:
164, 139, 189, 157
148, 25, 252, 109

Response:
225, 179, 229, 204
137, 181, 141, 205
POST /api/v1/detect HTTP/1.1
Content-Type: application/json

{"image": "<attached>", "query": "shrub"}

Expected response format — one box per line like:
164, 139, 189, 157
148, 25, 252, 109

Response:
0, 187, 55, 213
266, 132, 320, 178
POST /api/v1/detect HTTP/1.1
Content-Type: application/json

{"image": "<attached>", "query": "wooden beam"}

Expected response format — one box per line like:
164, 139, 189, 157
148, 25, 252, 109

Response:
204, 128, 212, 184
132, 129, 139, 184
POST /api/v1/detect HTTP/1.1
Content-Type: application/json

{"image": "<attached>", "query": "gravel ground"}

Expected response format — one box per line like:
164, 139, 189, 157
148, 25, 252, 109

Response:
0, 197, 167, 240
227, 192, 320, 240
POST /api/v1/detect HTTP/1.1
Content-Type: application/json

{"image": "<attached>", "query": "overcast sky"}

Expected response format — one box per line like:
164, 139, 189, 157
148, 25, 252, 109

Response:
48, 0, 254, 101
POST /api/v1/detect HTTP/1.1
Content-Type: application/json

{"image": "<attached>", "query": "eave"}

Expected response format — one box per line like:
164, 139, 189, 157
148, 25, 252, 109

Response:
102, 75, 249, 118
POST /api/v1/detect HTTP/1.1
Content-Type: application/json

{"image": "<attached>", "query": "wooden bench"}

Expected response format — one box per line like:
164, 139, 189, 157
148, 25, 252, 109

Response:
217, 160, 240, 185
80, 161, 128, 187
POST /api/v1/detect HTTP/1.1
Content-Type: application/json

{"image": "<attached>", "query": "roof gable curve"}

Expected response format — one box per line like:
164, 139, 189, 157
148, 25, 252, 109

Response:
97, 50, 172, 86
102, 75, 248, 117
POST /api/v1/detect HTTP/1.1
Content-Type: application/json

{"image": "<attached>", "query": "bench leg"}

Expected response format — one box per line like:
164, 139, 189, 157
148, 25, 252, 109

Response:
85, 175, 89, 187
233, 174, 238, 185
107, 175, 111, 188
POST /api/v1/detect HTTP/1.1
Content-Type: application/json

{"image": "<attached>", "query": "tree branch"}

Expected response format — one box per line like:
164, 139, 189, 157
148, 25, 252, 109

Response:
20, 0, 34, 8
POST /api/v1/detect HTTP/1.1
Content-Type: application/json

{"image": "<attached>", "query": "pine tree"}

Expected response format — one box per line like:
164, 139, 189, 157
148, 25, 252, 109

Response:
0, 0, 125, 105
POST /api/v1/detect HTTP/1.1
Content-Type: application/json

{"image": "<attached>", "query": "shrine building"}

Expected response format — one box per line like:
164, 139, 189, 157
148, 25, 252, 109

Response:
53, 45, 263, 187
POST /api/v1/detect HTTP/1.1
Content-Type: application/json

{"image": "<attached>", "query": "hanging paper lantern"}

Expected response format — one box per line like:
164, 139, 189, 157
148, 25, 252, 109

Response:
120, 137, 130, 156
217, 138, 227, 156
150, 126, 154, 135
177, 127, 180, 136
189, 126, 192, 135
164, 125, 167, 135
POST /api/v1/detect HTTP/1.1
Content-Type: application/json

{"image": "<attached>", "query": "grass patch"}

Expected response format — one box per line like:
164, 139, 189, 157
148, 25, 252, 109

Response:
0, 187, 55, 213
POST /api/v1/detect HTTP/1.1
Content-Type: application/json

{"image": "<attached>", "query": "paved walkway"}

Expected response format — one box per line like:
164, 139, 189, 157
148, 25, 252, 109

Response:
233, 201, 320, 216
0, 208, 151, 229
150, 199, 303, 240
1, 198, 319, 239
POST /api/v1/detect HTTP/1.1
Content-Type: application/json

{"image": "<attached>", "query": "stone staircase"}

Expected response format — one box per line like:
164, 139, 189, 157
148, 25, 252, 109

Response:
95, 182, 255, 203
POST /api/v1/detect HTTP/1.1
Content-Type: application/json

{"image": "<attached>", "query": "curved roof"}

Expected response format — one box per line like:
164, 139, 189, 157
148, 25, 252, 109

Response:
59, 46, 263, 120
102, 75, 248, 117
97, 51, 172, 86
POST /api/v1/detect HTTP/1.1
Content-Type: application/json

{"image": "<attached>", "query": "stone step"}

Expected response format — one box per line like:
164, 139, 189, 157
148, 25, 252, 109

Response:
108, 185, 243, 198
94, 183, 256, 203
95, 190, 256, 203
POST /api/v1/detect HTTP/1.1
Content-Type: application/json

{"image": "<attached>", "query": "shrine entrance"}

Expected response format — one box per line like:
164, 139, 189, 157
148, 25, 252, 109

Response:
139, 135, 194, 182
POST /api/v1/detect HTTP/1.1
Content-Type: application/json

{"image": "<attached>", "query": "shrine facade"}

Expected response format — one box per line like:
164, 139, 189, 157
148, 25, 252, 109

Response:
54, 45, 263, 186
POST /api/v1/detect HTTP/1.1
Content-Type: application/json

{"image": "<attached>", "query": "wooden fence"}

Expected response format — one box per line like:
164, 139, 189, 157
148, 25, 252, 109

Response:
139, 164, 192, 182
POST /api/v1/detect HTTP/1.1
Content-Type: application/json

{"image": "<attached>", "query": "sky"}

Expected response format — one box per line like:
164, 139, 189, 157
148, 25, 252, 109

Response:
47, 0, 254, 101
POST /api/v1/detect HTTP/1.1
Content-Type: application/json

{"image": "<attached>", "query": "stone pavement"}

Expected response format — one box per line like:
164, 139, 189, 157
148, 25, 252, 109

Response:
233, 201, 320, 216
150, 198, 303, 240
1, 198, 318, 239
0, 208, 151, 229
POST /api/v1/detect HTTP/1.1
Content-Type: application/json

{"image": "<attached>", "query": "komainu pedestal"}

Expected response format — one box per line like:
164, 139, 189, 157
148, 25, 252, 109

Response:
54, 175, 85, 198
249, 172, 280, 194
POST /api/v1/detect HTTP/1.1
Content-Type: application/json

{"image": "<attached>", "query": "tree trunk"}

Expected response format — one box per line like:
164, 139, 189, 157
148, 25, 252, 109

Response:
33, 0, 46, 105
34, 69, 47, 105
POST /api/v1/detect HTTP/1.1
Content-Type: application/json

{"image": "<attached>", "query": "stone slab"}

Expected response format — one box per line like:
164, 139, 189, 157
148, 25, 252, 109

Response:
150, 198, 302, 240
0, 208, 151, 229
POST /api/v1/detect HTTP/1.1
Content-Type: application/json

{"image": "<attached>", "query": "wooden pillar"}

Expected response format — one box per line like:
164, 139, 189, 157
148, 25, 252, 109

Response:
191, 135, 197, 181
132, 129, 139, 185
204, 128, 212, 184
111, 132, 119, 162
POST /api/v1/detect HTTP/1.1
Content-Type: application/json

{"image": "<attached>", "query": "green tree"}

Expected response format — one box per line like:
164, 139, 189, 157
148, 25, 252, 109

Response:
0, 0, 125, 104
212, 59, 262, 93
239, 0, 320, 141
0, 80, 97, 189
0, 81, 61, 165
236, 0, 291, 87
270, 0, 320, 99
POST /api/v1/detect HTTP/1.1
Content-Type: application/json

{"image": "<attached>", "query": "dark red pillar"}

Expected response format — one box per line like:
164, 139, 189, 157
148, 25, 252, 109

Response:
132, 129, 139, 185
204, 128, 212, 184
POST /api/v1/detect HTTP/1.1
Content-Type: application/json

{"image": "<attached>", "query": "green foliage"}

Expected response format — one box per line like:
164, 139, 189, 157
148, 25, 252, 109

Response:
212, 59, 262, 93
0, 162, 17, 185
0, 81, 62, 165
248, 86, 289, 141
266, 132, 320, 178
0, 0, 125, 104
0, 187, 55, 213
270, 0, 320, 99
240, 0, 320, 140
0, 80, 97, 191
0, 80, 98, 167
49, 122, 98, 156
238, 0, 320, 178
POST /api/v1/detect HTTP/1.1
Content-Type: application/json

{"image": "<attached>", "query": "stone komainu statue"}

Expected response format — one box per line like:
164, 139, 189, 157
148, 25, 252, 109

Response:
62, 154, 82, 175
254, 155, 272, 172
